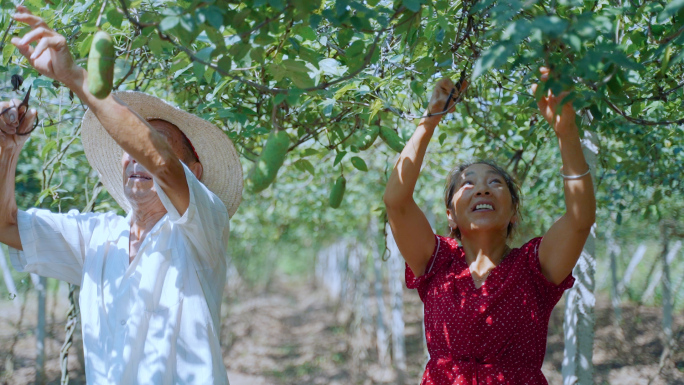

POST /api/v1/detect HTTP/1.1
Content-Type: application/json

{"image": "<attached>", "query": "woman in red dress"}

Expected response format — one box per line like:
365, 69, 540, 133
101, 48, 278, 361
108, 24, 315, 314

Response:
383, 68, 596, 384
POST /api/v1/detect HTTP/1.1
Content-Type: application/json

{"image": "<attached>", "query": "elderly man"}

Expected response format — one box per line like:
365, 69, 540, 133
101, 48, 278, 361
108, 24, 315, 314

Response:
0, 6, 242, 384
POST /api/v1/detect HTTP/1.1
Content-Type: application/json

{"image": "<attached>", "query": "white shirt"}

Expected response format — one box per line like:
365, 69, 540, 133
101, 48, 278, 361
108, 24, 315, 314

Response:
10, 163, 231, 385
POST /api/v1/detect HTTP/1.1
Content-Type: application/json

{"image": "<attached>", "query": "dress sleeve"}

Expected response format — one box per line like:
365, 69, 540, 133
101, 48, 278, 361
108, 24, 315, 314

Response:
8, 209, 105, 286
405, 235, 456, 289
524, 237, 575, 309
153, 162, 230, 269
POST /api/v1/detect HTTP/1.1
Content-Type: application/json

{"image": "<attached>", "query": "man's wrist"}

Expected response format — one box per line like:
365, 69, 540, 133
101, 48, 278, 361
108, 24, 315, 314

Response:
0, 145, 21, 164
63, 67, 87, 96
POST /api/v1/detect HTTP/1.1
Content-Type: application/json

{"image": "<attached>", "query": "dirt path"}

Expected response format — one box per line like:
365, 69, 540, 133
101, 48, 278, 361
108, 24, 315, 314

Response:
0, 281, 682, 384
222, 286, 353, 385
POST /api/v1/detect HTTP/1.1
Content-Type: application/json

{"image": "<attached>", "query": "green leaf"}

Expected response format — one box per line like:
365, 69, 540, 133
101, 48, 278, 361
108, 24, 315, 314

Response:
294, 159, 315, 176
106, 9, 123, 29
148, 34, 163, 56
319, 58, 347, 76
564, 34, 582, 52
657, 0, 684, 23
301, 149, 319, 157
472, 44, 512, 79
351, 156, 368, 171
333, 151, 347, 166
78, 33, 94, 58
40, 140, 57, 159
334, 83, 355, 99
217, 56, 232, 73
345, 40, 365, 59
2, 43, 15, 65
200, 7, 223, 29
273, 93, 287, 106
310, 14, 323, 29
369, 98, 383, 121
298, 26, 317, 41
282, 59, 314, 88
160, 16, 181, 31
532, 16, 567, 37
438, 132, 447, 146
403, 0, 422, 12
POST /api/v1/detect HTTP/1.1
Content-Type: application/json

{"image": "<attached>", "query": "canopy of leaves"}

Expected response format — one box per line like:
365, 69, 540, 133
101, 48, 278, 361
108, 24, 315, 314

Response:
0, 0, 682, 284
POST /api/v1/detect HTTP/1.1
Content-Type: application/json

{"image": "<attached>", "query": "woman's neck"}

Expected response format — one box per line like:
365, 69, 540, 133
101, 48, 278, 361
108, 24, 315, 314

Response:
460, 232, 510, 270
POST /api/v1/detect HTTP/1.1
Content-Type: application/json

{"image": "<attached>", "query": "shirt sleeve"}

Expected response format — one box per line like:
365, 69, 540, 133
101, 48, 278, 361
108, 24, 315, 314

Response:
524, 237, 575, 310
405, 235, 456, 289
153, 162, 230, 269
8, 208, 105, 286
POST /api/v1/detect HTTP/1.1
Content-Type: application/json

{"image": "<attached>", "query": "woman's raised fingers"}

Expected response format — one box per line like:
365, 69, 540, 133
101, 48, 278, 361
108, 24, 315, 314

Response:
438, 77, 455, 93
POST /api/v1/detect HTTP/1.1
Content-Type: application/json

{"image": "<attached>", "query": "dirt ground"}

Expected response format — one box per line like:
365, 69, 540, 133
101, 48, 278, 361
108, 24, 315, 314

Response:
0, 279, 682, 385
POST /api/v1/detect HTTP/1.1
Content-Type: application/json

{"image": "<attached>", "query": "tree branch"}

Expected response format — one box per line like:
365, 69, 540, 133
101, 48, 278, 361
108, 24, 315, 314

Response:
604, 98, 684, 126
119, 0, 403, 95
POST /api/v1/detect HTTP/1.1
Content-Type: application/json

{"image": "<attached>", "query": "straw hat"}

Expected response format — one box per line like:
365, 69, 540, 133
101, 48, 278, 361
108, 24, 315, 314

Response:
81, 91, 243, 217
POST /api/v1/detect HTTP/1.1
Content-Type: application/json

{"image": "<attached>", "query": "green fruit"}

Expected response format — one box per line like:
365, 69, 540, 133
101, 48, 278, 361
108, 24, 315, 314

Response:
329, 176, 346, 208
355, 125, 380, 151
660, 46, 672, 77
379, 126, 405, 153
250, 130, 290, 192
87, 31, 116, 99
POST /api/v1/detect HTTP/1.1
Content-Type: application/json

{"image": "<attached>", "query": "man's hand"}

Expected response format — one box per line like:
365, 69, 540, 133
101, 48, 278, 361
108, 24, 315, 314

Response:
531, 67, 577, 136
10, 5, 83, 88
0, 99, 37, 152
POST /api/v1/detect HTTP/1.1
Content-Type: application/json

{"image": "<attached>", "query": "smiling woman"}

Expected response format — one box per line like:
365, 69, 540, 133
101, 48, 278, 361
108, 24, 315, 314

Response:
443, 160, 521, 240
383, 69, 596, 385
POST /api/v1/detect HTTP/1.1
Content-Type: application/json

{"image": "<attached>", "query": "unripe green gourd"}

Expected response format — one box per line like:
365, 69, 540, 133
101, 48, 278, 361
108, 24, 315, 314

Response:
87, 31, 116, 99
250, 130, 290, 192
329, 176, 346, 208
379, 126, 405, 153
355, 125, 380, 151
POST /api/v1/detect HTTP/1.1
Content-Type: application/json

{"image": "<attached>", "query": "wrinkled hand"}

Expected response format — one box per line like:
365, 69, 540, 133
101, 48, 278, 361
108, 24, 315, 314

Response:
427, 77, 468, 120
0, 99, 38, 151
10, 6, 82, 88
531, 67, 577, 136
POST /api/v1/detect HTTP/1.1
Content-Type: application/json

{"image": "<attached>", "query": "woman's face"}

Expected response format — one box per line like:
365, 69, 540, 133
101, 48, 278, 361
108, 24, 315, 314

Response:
447, 163, 516, 239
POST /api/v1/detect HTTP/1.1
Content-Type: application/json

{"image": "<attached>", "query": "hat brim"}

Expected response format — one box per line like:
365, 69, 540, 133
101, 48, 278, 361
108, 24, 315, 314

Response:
81, 91, 243, 217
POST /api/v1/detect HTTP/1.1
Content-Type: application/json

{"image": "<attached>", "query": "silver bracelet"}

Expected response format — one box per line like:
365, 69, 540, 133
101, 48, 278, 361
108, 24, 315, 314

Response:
560, 167, 591, 180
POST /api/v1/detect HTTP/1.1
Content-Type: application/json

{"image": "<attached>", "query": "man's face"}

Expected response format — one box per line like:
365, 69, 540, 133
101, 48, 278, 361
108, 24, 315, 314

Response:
121, 120, 192, 205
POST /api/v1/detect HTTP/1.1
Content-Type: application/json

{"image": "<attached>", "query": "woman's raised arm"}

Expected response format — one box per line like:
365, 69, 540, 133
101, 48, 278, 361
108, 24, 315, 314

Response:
534, 68, 597, 285
383, 78, 465, 277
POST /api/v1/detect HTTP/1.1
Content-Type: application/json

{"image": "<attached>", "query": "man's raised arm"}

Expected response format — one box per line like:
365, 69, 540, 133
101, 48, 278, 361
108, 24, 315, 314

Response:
10, 6, 191, 215
0, 98, 38, 250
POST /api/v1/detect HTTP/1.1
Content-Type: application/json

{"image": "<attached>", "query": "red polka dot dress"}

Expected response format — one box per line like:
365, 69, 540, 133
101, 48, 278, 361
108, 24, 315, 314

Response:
406, 235, 575, 384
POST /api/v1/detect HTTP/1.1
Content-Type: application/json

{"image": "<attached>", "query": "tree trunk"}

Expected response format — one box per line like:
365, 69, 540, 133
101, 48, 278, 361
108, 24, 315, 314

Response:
642, 241, 681, 303
386, 224, 407, 384
31, 274, 47, 385
0, 246, 19, 308
618, 243, 647, 296
371, 220, 390, 368
660, 233, 674, 354
562, 130, 597, 385
60, 284, 79, 385
608, 235, 621, 327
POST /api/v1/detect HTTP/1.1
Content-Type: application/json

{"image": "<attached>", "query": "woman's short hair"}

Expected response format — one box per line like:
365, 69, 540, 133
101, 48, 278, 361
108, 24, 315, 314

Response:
443, 160, 521, 239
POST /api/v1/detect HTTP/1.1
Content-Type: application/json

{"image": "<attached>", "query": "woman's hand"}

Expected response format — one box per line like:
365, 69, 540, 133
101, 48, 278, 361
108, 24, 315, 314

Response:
424, 77, 468, 127
10, 6, 83, 89
0, 99, 37, 152
531, 67, 577, 137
